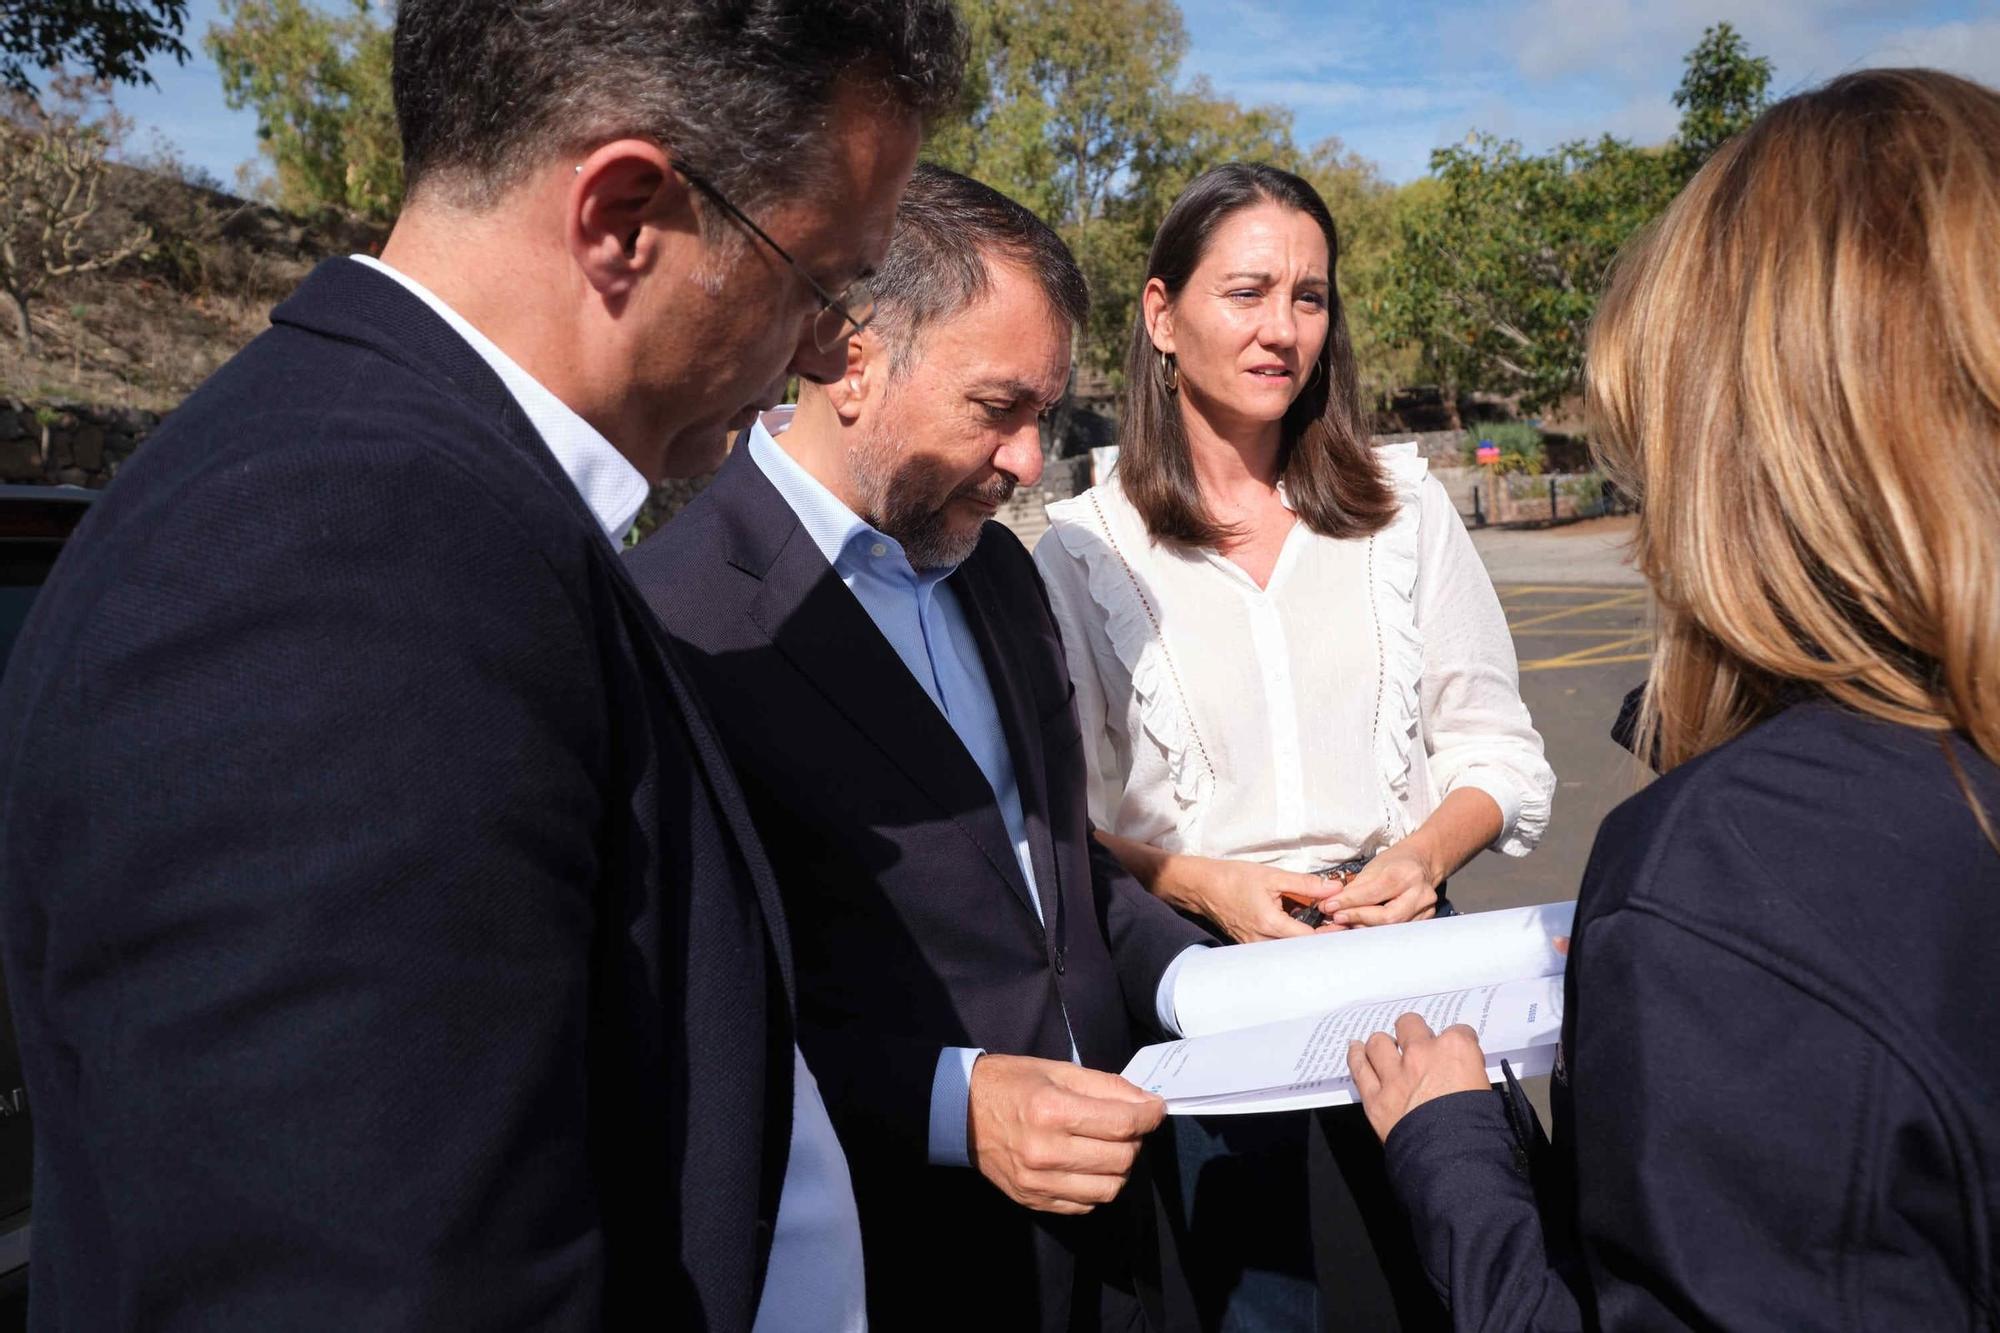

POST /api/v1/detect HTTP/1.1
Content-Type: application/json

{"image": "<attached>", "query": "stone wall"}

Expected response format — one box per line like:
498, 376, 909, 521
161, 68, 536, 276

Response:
1384, 429, 1468, 464
0, 398, 160, 488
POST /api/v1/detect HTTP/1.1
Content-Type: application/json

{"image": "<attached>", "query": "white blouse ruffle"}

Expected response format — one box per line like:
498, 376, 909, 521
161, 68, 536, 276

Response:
1036, 441, 1554, 867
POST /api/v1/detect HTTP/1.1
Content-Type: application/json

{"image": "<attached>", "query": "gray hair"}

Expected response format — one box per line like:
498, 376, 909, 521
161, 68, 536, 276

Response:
392, 0, 967, 212
869, 164, 1090, 376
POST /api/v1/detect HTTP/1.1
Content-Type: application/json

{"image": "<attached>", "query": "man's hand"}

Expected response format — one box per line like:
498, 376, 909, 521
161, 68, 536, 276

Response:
966, 1054, 1166, 1215
1346, 1012, 1491, 1143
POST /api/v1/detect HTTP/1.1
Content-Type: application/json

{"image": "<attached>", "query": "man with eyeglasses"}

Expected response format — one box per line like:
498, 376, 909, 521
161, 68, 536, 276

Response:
672, 160, 882, 364
0, 4, 963, 1330
626, 165, 1215, 1332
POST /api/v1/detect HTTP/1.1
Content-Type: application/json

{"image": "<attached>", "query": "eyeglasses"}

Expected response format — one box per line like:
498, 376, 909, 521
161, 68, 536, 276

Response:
669, 159, 877, 353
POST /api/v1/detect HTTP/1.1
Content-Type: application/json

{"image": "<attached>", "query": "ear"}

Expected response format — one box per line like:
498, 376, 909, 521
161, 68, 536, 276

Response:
568, 138, 688, 300
1141, 276, 1175, 355
825, 328, 883, 424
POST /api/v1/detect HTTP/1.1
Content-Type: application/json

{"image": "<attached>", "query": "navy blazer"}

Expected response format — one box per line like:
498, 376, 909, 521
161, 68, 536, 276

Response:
1384, 701, 2000, 1329
0, 260, 796, 1330
625, 444, 1211, 1331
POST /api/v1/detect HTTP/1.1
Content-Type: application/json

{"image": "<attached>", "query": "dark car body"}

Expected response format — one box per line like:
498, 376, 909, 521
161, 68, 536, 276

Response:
0, 484, 98, 1321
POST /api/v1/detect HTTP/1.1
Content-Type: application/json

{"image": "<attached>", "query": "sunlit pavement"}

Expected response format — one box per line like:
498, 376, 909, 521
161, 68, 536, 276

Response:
1439, 581, 1654, 1120
1454, 583, 1651, 917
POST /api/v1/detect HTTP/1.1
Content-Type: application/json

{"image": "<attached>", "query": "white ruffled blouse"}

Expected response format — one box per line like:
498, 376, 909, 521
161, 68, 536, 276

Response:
1032, 442, 1555, 871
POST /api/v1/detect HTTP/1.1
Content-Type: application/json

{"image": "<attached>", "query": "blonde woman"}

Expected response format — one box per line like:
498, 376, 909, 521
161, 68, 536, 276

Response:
1350, 69, 2000, 1329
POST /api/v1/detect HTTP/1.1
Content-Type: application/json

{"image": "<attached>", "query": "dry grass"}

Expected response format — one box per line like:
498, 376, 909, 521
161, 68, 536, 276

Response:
0, 157, 383, 412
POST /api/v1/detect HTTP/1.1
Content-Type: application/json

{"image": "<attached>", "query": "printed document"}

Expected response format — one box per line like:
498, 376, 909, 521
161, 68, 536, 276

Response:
1122, 902, 1573, 1114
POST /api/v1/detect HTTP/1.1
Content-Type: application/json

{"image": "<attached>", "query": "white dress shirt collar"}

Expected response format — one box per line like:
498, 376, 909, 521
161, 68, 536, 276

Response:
348, 255, 650, 545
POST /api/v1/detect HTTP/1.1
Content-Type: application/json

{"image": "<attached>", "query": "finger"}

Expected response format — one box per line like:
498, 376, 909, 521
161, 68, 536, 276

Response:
1319, 864, 1409, 910
1440, 1023, 1483, 1048
1346, 1040, 1382, 1100
1311, 919, 1350, 933
1021, 1193, 1095, 1217
1333, 882, 1436, 928
1019, 1132, 1140, 1178
1024, 1169, 1127, 1210
1553, 935, 1571, 956
1256, 893, 1317, 940
1393, 1011, 1437, 1049
1053, 1088, 1167, 1141
1049, 1063, 1165, 1107
1363, 1028, 1401, 1074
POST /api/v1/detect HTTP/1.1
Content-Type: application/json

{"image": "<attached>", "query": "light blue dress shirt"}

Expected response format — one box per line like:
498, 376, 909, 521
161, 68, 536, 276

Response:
351, 261, 867, 1333
748, 411, 1196, 1169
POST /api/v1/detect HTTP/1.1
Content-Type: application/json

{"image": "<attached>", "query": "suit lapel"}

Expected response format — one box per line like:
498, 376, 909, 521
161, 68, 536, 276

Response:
605, 555, 798, 1006
953, 550, 1064, 936
740, 481, 1043, 923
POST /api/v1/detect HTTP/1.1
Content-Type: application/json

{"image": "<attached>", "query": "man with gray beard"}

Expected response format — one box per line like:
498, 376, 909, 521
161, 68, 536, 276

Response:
625, 166, 1212, 1331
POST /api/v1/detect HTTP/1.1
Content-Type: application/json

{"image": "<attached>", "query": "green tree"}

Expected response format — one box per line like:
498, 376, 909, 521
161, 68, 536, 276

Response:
1384, 24, 1776, 408
1670, 21, 1772, 179
206, 0, 398, 220
1385, 133, 1672, 409
1, 0, 188, 93
927, 0, 1294, 380
1302, 137, 1413, 412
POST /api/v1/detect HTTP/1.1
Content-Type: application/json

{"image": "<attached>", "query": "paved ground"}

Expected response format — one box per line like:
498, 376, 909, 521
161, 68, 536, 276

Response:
1453, 513, 1650, 911
1447, 558, 1654, 1119
1448, 583, 1651, 917
1467, 514, 1643, 588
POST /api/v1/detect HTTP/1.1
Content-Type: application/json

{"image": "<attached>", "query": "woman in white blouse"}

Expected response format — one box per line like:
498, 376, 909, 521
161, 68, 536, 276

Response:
1034, 164, 1554, 1330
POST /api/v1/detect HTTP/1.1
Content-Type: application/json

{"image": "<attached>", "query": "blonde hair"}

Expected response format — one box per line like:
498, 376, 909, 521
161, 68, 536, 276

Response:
1587, 69, 2000, 814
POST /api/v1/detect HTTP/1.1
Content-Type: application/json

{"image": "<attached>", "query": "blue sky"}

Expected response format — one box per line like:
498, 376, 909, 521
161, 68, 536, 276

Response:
117, 0, 2000, 188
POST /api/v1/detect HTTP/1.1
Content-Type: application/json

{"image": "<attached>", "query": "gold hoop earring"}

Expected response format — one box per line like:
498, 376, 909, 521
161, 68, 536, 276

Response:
1157, 348, 1179, 393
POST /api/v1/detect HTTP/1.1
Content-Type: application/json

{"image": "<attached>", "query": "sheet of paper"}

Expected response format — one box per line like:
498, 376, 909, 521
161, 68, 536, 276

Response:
1123, 974, 1564, 1115
1171, 901, 1575, 1038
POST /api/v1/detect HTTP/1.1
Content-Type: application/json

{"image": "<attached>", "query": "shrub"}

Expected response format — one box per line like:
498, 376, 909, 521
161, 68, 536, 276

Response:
1462, 420, 1546, 475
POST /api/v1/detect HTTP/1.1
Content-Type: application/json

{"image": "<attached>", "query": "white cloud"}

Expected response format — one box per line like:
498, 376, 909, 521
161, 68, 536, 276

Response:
1495, 0, 1915, 82
1228, 79, 1483, 115
1179, 0, 1401, 81
1859, 18, 2000, 86
1179, 0, 1994, 183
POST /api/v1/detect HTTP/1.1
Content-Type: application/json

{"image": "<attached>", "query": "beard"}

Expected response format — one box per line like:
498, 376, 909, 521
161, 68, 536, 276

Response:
848, 429, 1016, 571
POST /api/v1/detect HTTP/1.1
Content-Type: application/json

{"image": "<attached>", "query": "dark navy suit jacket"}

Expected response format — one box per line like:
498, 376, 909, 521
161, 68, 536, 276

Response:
0, 260, 796, 1330
1385, 701, 2000, 1329
625, 445, 1211, 1331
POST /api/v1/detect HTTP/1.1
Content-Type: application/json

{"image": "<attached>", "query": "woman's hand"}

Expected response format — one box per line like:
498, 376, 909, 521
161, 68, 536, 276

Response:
1317, 842, 1439, 927
1093, 831, 1341, 943
1181, 857, 1343, 943
1346, 1012, 1492, 1143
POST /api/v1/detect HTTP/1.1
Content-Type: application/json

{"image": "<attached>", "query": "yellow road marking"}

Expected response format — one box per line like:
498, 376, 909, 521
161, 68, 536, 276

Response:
1519, 632, 1652, 667
1503, 590, 1646, 631
1506, 627, 1649, 637
1520, 652, 1653, 673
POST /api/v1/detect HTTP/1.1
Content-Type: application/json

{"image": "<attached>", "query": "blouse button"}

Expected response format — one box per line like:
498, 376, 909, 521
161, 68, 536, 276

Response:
870, 542, 887, 558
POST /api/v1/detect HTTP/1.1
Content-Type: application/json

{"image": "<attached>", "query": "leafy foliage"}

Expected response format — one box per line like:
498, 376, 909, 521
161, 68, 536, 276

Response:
1462, 420, 1546, 474
1385, 134, 1672, 410
1384, 24, 1776, 410
206, 0, 399, 220
1, 0, 188, 93
1670, 21, 1772, 180
1302, 137, 1414, 410
925, 0, 1297, 381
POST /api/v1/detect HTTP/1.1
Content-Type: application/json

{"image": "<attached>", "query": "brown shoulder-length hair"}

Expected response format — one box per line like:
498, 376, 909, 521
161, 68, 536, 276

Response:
1588, 69, 2000, 821
1118, 162, 1396, 547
